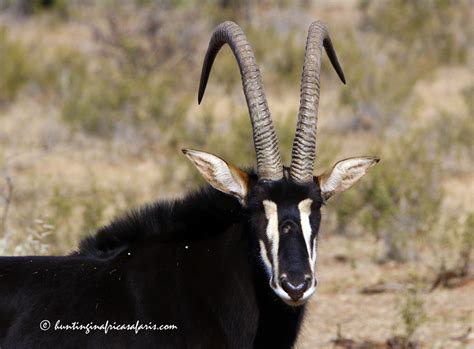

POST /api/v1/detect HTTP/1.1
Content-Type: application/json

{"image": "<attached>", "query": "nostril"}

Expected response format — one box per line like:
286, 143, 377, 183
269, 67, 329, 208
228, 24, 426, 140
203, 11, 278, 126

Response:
281, 279, 308, 301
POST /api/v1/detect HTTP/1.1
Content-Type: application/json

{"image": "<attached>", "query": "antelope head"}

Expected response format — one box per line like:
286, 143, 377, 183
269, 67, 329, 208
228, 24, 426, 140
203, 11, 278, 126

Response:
184, 21, 379, 306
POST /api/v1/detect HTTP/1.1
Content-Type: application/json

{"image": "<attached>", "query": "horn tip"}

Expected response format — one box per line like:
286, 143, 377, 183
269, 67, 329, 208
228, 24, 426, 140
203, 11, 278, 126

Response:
339, 71, 346, 84
197, 90, 204, 104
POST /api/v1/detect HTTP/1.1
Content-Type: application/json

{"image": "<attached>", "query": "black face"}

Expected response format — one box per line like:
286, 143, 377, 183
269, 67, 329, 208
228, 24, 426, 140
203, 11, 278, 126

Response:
246, 175, 323, 306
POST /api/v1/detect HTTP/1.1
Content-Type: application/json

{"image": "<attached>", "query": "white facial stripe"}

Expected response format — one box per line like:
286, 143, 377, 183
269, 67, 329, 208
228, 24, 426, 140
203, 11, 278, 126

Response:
312, 239, 317, 265
259, 240, 272, 277
298, 198, 315, 272
262, 200, 279, 280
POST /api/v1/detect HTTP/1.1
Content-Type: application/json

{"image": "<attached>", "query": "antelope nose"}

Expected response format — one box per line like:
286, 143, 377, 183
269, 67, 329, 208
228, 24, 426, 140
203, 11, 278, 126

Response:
280, 277, 310, 301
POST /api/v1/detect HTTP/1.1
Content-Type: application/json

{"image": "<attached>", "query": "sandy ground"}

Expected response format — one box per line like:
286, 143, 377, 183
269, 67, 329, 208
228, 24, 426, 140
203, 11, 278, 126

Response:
296, 235, 474, 349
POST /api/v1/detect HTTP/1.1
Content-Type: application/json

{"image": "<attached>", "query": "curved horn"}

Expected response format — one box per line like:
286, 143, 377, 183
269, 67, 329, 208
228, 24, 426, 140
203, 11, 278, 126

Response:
198, 21, 283, 181
290, 21, 346, 183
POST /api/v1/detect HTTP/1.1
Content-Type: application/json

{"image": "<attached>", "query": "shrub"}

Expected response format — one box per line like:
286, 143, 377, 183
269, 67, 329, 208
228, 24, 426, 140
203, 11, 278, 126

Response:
398, 276, 426, 340
337, 0, 471, 133
0, 27, 30, 104
2, 0, 70, 18
359, 0, 470, 66
331, 127, 444, 262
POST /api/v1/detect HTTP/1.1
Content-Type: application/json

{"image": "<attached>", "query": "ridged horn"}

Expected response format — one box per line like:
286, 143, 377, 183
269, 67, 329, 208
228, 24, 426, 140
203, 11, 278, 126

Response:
290, 21, 346, 183
198, 21, 283, 181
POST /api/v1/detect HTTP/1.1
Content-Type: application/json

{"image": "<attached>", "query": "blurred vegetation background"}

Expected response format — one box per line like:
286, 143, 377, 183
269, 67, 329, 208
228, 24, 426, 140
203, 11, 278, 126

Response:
0, 0, 472, 347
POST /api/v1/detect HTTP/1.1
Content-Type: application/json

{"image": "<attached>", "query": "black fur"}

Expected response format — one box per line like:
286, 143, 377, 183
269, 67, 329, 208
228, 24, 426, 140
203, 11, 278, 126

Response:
0, 173, 323, 348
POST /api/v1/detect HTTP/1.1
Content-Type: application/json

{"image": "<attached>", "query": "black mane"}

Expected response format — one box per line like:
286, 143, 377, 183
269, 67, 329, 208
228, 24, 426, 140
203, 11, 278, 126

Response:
76, 185, 244, 258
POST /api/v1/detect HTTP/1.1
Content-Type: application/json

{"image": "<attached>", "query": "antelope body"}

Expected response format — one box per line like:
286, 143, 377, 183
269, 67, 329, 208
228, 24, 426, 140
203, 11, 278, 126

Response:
0, 21, 378, 348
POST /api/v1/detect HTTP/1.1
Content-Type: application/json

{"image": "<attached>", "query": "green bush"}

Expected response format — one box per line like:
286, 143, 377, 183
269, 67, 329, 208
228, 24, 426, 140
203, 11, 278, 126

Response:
56, 14, 195, 138
0, 28, 30, 104
431, 211, 474, 276
398, 277, 426, 340
331, 128, 444, 262
336, 0, 470, 132
359, 0, 470, 66
337, 29, 426, 132
1, 0, 70, 18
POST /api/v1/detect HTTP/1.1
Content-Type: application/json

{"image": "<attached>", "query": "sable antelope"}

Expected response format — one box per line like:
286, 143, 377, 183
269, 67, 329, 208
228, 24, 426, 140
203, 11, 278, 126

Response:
0, 21, 378, 348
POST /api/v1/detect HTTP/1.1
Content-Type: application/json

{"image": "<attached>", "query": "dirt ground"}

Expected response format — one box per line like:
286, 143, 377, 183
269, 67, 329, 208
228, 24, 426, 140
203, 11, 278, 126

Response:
296, 235, 474, 349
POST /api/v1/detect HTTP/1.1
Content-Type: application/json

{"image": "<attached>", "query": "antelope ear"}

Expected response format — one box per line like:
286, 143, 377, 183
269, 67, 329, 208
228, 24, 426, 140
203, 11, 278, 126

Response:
318, 156, 380, 200
182, 149, 249, 204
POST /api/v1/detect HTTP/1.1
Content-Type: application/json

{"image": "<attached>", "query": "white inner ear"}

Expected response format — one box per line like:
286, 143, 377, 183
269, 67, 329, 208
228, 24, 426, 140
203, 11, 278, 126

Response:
320, 157, 379, 198
184, 149, 247, 202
